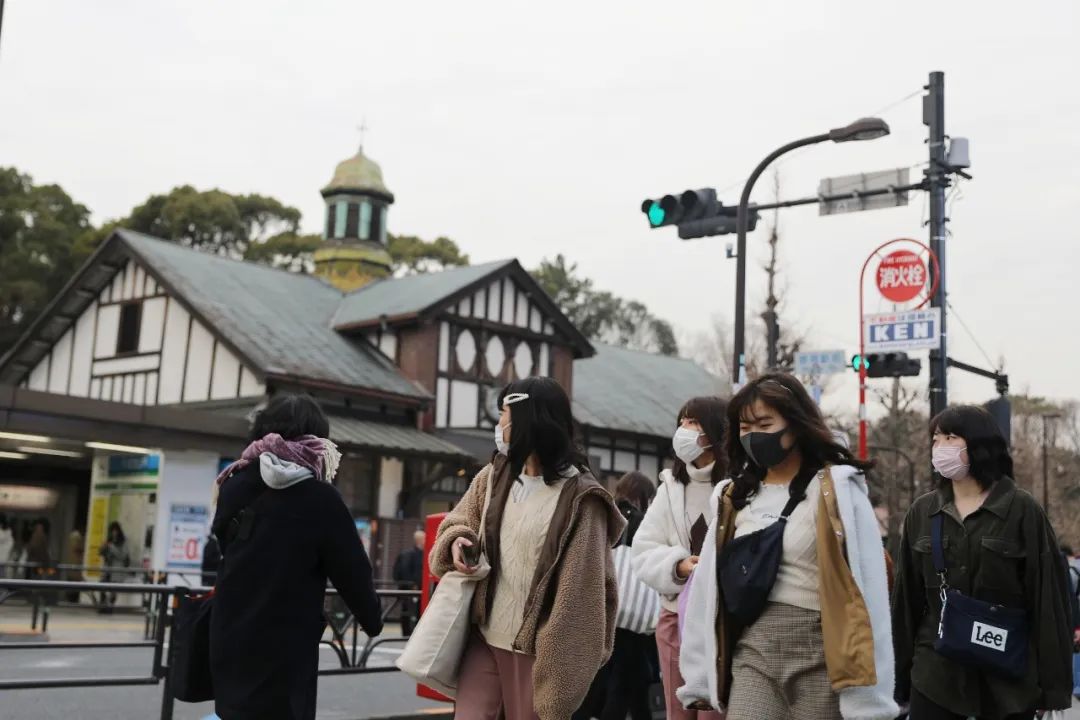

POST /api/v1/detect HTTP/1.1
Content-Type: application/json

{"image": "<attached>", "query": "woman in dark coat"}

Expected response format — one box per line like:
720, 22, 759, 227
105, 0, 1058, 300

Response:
210, 394, 383, 720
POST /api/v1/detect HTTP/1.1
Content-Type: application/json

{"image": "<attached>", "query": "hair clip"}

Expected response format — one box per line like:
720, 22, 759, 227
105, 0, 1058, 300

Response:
503, 392, 530, 407
762, 379, 795, 394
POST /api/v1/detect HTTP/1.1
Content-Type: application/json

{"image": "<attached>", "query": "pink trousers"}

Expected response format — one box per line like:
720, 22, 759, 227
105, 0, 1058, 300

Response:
656, 608, 725, 720
455, 633, 539, 720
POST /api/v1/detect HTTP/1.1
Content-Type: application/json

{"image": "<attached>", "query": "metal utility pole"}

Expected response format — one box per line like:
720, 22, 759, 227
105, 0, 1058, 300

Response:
926, 72, 949, 417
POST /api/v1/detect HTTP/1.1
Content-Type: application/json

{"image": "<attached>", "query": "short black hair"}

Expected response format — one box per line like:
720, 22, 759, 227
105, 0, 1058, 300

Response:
251, 394, 330, 442
498, 376, 588, 485
930, 404, 1013, 491
615, 471, 657, 511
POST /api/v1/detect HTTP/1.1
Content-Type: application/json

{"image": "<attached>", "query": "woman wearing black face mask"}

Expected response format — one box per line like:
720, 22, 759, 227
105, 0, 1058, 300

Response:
678, 373, 897, 720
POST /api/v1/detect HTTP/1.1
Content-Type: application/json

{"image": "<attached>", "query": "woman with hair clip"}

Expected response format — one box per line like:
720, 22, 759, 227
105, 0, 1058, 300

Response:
632, 396, 727, 720
428, 376, 626, 720
892, 405, 1072, 720
678, 374, 897, 720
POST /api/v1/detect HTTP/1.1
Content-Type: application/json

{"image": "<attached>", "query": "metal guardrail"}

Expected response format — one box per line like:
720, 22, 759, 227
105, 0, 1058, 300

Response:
1, 560, 405, 586
0, 577, 420, 720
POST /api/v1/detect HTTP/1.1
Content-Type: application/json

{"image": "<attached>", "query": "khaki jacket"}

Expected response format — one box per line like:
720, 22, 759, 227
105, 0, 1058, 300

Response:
430, 455, 626, 720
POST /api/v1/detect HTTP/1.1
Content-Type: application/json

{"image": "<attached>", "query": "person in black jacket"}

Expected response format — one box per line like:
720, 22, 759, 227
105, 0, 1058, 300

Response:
392, 530, 425, 636
892, 405, 1072, 720
209, 394, 383, 720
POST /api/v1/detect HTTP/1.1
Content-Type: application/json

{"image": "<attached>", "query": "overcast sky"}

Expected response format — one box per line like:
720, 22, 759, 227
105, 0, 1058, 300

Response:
3, 0, 1078, 415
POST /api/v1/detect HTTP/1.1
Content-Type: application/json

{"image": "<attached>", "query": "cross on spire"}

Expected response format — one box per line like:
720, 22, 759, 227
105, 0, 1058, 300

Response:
357, 117, 368, 153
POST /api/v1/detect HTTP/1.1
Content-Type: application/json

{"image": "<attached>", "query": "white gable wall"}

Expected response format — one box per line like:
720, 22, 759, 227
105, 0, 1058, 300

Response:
434, 273, 565, 430
23, 258, 265, 405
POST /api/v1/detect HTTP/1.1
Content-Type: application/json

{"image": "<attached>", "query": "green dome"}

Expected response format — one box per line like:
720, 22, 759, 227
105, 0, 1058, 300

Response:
322, 149, 394, 200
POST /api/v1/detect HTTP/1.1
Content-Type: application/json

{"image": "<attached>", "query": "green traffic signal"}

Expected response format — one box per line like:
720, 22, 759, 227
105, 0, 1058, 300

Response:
646, 202, 666, 227
850, 354, 871, 372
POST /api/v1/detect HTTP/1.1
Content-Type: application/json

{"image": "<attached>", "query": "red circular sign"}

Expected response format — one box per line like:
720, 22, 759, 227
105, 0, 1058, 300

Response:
875, 250, 927, 303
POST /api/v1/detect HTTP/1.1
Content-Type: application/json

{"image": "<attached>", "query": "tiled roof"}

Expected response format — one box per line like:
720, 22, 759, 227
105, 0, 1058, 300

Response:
331, 260, 514, 329
573, 343, 724, 438
118, 230, 428, 401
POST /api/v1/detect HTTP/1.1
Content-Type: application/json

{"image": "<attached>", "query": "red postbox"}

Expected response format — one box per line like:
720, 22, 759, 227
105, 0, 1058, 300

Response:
416, 512, 453, 703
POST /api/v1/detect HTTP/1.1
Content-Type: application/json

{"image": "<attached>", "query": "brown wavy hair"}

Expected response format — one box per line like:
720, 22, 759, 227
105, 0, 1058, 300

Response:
672, 396, 729, 486
727, 373, 873, 509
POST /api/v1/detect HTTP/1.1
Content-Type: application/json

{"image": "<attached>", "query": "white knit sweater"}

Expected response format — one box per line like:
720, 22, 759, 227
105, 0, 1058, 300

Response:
481, 473, 566, 652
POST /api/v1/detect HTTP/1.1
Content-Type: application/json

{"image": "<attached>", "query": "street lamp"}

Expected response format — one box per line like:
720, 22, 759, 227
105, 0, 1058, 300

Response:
732, 117, 890, 385
1041, 412, 1062, 514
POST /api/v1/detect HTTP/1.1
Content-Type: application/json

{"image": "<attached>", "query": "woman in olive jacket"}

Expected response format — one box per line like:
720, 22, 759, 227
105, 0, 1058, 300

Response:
892, 405, 1073, 720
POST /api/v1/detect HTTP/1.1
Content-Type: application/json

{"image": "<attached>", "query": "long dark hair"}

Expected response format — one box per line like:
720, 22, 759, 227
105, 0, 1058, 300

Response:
728, 373, 873, 510
498, 376, 588, 485
672, 396, 729, 486
107, 521, 126, 545
930, 405, 1013, 491
251, 394, 330, 441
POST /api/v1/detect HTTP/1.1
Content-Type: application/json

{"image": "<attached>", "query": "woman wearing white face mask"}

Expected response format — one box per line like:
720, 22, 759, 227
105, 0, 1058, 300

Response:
892, 405, 1072, 720
632, 396, 727, 720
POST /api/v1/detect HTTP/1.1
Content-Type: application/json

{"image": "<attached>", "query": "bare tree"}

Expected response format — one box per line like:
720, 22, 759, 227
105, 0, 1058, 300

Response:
760, 170, 804, 373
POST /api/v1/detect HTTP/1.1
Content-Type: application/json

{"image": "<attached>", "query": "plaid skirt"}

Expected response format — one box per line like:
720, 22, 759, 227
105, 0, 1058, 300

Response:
726, 602, 842, 720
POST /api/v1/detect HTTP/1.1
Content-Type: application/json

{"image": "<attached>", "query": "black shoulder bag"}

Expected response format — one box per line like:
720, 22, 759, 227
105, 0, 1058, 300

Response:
717, 485, 806, 627
931, 513, 1029, 679
170, 486, 272, 702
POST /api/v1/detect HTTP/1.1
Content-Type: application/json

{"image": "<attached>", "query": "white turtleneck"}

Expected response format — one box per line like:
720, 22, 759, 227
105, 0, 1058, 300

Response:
683, 461, 716, 555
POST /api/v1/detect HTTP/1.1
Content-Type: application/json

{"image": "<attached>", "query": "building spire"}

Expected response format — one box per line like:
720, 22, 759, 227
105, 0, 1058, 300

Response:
357, 117, 368, 154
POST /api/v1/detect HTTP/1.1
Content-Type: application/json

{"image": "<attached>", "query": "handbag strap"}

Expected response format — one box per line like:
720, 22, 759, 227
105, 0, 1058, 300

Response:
931, 513, 949, 593
778, 491, 804, 521
777, 473, 812, 522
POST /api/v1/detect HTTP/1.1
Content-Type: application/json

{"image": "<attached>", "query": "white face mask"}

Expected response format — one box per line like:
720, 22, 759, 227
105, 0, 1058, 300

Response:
495, 422, 511, 456
672, 426, 705, 464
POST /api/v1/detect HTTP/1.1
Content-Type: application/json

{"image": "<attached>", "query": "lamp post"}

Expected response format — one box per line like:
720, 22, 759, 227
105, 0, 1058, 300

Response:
732, 118, 890, 386
1041, 412, 1061, 515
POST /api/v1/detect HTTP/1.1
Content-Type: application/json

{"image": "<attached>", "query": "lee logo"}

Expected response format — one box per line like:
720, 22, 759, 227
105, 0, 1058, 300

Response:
970, 621, 1008, 651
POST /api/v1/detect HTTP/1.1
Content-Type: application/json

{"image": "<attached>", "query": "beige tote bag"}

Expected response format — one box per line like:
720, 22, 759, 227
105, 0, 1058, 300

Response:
395, 471, 492, 698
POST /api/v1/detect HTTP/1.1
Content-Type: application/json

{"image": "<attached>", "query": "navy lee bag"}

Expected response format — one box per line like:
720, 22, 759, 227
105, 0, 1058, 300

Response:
931, 513, 1029, 679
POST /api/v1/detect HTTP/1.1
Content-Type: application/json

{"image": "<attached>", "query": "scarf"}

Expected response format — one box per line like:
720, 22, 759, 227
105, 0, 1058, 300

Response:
215, 433, 341, 487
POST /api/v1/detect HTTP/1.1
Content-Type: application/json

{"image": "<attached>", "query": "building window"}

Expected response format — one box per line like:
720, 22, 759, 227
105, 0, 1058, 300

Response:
334, 202, 347, 239
324, 204, 334, 239
359, 202, 373, 241
117, 303, 142, 355
345, 203, 360, 237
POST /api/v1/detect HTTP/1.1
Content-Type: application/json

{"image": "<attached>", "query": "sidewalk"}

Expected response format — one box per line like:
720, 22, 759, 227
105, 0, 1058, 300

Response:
0, 600, 148, 643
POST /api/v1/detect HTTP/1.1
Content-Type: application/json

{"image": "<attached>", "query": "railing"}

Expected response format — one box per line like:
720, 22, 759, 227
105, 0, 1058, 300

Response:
0, 561, 404, 637
0, 577, 419, 720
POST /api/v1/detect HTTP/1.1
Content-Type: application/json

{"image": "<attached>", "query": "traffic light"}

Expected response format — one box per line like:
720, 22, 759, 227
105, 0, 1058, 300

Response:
851, 352, 922, 377
850, 354, 870, 372
641, 188, 759, 239
641, 194, 683, 228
